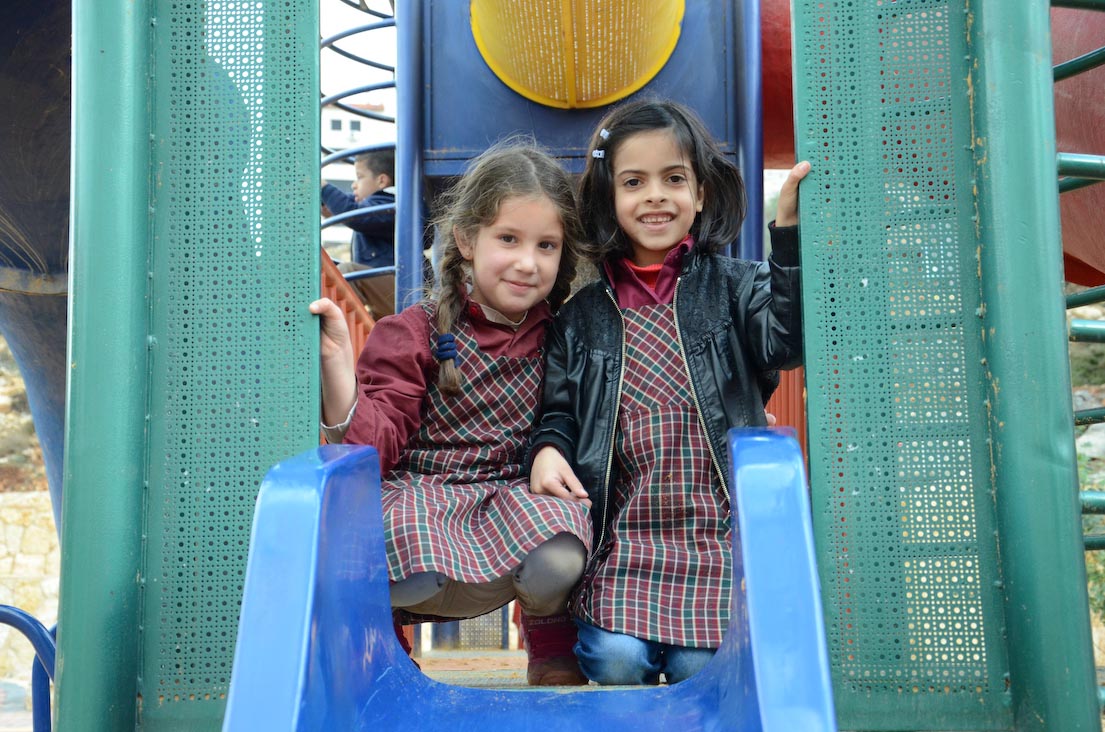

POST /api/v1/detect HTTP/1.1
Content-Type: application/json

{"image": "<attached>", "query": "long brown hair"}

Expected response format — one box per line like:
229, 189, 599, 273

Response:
431, 140, 585, 395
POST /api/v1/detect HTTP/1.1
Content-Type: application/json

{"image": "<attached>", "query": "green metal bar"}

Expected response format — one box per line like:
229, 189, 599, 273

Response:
972, 1, 1100, 730
1057, 152, 1105, 180
1081, 491, 1105, 513
1052, 0, 1105, 8
1074, 408, 1105, 426
1069, 319, 1105, 342
57, 0, 152, 729
1060, 176, 1103, 194
1084, 534, 1105, 550
1066, 285, 1105, 308
1054, 44, 1105, 80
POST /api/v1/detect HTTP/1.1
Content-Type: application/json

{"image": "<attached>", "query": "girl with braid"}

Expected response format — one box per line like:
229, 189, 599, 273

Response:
310, 142, 593, 685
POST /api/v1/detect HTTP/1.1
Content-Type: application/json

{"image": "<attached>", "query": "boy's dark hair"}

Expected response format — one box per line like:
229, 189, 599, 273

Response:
355, 148, 396, 183
578, 98, 746, 262
430, 139, 586, 395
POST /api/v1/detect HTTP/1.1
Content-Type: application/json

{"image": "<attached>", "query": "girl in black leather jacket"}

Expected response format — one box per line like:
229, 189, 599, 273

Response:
528, 99, 809, 685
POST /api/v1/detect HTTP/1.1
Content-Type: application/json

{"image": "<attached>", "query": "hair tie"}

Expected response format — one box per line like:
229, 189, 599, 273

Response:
591, 149, 605, 159
598, 128, 610, 140
434, 333, 458, 361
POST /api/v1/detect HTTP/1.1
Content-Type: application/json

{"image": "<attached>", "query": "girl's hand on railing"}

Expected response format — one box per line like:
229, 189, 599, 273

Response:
774, 161, 811, 228
310, 297, 359, 427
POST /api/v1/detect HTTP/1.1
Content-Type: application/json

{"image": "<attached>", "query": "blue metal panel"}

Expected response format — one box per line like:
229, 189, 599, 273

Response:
421, 0, 741, 176
224, 431, 835, 731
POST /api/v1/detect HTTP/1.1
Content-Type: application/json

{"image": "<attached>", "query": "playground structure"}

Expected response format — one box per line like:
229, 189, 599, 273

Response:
0, 0, 1104, 730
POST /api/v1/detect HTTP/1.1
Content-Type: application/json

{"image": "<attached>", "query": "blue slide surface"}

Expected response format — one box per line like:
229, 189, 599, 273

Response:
224, 431, 836, 731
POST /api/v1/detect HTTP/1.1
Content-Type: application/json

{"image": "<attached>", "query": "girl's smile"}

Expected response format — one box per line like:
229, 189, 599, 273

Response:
612, 130, 704, 266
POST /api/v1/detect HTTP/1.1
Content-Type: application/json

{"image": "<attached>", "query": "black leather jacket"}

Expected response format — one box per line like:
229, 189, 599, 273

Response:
528, 227, 801, 549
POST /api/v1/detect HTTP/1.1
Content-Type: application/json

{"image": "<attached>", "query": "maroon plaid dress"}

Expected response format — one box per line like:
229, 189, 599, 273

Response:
572, 303, 731, 647
381, 315, 592, 613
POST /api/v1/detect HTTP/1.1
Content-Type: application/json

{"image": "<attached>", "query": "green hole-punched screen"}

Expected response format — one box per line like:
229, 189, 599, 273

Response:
794, 2, 1012, 728
140, 0, 318, 725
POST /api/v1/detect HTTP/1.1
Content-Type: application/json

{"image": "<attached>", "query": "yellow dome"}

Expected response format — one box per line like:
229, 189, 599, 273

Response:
470, 0, 685, 109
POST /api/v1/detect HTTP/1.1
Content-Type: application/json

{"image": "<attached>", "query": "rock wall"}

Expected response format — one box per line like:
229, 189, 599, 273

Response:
0, 491, 58, 685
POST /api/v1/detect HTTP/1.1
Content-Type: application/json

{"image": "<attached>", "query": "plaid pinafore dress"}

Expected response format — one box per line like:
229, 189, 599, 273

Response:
572, 303, 731, 647
381, 312, 592, 609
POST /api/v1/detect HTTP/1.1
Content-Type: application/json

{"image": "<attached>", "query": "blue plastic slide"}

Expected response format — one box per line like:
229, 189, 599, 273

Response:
223, 430, 836, 731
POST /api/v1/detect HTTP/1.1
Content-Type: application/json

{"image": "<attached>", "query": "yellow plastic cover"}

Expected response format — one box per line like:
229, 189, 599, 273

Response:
470, 0, 684, 109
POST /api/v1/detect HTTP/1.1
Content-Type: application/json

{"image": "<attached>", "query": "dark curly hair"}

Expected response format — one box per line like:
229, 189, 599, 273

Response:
578, 98, 746, 263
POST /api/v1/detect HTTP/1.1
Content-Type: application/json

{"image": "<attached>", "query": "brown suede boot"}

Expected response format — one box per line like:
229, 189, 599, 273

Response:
519, 611, 587, 686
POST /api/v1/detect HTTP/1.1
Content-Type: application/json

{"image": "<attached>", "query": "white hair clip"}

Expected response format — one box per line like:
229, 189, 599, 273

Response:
598, 128, 610, 140
591, 149, 605, 159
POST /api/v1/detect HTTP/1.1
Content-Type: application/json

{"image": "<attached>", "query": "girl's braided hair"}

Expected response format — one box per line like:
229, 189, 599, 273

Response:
431, 139, 585, 395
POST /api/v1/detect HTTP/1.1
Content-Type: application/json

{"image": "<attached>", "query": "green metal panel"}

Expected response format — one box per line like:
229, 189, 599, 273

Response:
796, 1, 1098, 730
62, 2, 320, 730
795, 1, 1007, 729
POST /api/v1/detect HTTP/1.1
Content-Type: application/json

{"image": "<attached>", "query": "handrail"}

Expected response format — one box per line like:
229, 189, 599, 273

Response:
1074, 407, 1105, 425
344, 266, 396, 281
1060, 176, 1102, 194
325, 44, 396, 73
1054, 44, 1105, 80
1066, 284, 1105, 308
320, 20, 397, 74
1052, 0, 1105, 9
1085, 534, 1105, 549
329, 100, 397, 124
321, 202, 396, 229
334, 0, 392, 19
1058, 152, 1105, 180
0, 606, 55, 732
321, 82, 398, 108
1069, 318, 1105, 341
1081, 491, 1105, 513
321, 140, 397, 167
321, 19, 396, 47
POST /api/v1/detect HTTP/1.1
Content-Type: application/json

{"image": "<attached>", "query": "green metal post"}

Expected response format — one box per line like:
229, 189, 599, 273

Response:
971, 1, 1100, 729
57, 0, 153, 729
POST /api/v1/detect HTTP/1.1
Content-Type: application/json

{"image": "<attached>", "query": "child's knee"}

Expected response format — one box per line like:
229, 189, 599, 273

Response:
513, 533, 586, 614
390, 571, 447, 608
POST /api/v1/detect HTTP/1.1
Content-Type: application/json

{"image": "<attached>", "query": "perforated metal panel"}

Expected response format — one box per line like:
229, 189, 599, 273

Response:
794, 2, 1011, 728
458, 610, 509, 650
141, 1, 318, 726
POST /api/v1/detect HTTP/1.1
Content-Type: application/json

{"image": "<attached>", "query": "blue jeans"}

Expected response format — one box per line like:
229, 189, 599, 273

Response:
574, 619, 716, 685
